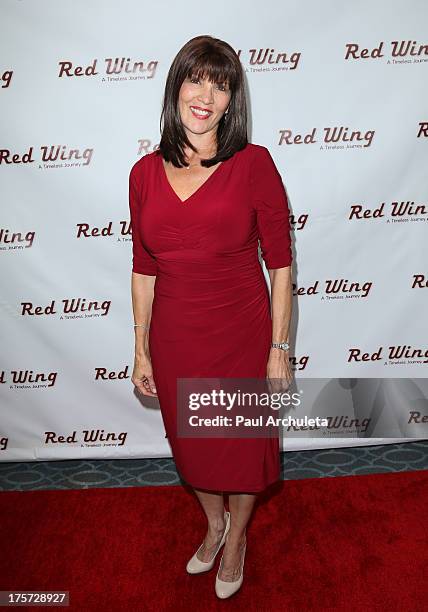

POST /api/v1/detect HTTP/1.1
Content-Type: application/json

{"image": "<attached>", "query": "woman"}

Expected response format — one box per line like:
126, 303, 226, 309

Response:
129, 35, 293, 599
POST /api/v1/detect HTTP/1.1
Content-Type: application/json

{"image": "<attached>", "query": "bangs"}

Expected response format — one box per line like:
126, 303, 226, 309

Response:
185, 54, 237, 89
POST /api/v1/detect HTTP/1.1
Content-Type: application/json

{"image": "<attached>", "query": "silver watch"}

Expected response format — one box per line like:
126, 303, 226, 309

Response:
271, 341, 290, 351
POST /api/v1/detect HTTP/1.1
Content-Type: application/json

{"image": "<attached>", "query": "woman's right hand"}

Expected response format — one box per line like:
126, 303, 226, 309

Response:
132, 354, 158, 397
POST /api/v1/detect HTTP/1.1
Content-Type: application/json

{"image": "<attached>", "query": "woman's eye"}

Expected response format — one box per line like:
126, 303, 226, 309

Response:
188, 76, 228, 91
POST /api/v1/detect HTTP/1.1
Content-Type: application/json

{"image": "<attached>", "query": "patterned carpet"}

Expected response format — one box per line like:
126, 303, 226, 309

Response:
0, 440, 427, 491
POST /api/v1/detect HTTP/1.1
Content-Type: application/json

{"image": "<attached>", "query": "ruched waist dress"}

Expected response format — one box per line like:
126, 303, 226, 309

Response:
129, 142, 293, 493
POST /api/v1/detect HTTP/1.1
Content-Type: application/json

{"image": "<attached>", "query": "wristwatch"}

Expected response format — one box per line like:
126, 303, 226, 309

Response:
271, 341, 290, 351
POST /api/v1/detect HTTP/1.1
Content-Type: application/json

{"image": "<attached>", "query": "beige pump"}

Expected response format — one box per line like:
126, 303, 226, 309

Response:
186, 510, 231, 574
215, 534, 246, 599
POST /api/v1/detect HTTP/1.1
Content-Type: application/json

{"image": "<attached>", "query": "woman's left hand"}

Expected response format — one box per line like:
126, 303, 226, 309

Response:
266, 348, 293, 393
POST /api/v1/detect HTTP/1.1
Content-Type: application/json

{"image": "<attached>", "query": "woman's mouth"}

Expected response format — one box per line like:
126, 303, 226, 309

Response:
189, 106, 213, 120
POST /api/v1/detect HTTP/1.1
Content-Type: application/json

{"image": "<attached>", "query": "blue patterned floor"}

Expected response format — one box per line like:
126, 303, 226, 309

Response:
0, 440, 426, 491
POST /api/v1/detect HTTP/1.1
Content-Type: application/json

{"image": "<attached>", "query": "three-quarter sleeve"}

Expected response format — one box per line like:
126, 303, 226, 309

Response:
129, 164, 157, 276
251, 146, 293, 269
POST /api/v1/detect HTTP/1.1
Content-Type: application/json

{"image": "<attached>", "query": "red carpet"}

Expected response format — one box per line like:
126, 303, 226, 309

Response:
1, 470, 427, 611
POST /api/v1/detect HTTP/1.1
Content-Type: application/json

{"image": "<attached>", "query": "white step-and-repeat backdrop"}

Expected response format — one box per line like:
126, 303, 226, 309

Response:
1, 0, 427, 461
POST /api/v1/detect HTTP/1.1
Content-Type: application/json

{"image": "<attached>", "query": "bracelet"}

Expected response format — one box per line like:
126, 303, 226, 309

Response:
134, 324, 148, 329
271, 341, 290, 351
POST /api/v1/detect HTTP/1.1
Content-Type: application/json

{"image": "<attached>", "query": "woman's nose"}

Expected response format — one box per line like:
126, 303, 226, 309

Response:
198, 83, 214, 104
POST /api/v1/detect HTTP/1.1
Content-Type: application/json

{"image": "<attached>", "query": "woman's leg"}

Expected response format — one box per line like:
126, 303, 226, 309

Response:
193, 487, 226, 562
218, 492, 257, 581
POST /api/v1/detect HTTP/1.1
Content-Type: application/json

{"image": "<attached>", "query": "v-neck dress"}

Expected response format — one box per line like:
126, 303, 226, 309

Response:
129, 142, 293, 493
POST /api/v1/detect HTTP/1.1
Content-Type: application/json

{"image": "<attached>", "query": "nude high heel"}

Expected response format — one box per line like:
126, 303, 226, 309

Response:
215, 534, 246, 599
186, 510, 231, 574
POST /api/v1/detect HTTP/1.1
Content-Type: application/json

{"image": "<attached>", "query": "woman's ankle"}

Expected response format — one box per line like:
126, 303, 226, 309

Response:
208, 512, 226, 535
224, 530, 246, 547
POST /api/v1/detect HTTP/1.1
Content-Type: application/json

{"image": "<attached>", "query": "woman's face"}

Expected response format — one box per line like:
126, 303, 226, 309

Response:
178, 72, 231, 139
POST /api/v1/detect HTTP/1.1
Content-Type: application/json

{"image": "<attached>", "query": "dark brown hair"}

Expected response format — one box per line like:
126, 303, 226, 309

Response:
156, 35, 248, 168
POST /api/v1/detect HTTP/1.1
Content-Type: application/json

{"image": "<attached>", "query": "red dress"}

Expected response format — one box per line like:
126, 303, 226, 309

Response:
129, 143, 293, 493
